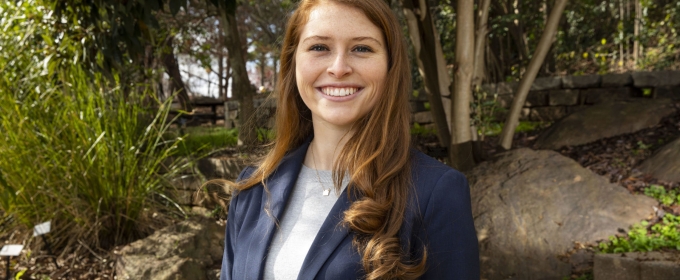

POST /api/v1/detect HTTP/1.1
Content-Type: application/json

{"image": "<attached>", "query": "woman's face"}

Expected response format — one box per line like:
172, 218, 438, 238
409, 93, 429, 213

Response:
295, 1, 388, 130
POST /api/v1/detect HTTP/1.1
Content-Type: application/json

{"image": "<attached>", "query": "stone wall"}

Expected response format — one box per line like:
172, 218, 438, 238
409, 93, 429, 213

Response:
409, 71, 680, 129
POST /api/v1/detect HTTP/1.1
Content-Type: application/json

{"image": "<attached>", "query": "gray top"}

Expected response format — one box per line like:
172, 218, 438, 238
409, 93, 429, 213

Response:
263, 165, 348, 280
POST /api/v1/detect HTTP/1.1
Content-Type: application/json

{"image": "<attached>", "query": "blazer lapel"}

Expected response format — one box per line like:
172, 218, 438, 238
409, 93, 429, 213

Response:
297, 187, 353, 279
244, 141, 310, 280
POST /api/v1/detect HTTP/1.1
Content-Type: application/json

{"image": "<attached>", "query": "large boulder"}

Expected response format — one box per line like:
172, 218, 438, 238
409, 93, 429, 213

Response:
535, 99, 676, 149
115, 217, 225, 280
467, 148, 656, 280
638, 137, 680, 182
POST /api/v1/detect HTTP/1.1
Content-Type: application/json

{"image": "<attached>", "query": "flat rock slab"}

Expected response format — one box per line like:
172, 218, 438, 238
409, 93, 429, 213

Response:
115, 217, 225, 280
594, 251, 680, 280
535, 99, 676, 149
466, 148, 656, 280
638, 137, 680, 182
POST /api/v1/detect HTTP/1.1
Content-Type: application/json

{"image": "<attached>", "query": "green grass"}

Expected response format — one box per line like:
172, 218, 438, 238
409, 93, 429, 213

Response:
170, 126, 238, 156
483, 121, 551, 136
0, 0, 188, 252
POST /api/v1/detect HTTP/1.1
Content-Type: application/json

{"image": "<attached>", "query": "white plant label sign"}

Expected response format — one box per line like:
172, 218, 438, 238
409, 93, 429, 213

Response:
33, 221, 51, 237
0, 245, 23, 256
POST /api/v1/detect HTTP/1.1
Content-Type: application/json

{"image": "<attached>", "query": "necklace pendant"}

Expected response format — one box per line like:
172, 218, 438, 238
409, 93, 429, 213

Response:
323, 189, 330, 196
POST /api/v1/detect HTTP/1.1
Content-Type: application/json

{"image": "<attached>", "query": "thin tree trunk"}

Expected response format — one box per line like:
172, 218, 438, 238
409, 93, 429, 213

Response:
473, 0, 491, 88
499, 0, 568, 150
224, 55, 233, 129
633, 0, 640, 69
219, 9, 257, 146
619, 0, 624, 70
450, 0, 476, 171
402, 0, 451, 148
162, 35, 193, 112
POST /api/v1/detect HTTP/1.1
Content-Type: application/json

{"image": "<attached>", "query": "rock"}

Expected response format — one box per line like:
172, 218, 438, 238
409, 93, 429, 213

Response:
534, 99, 676, 149
529, 106, 567, 122
593, 251, 680, 280
561, 75, 601, 89
602, 73, 633, 87
531, 77, 562, 91
633, 71, 680, 88
412, 111, 433, 124
525, 91, 548, 107
467, 149, 656, 280
548, 89, 580, 106
638, 137, 680, 182
116, 217, 225, 280
410, 101, 428, 113
196, 157, 245, 181
655, 87, 680, 100
497, 81, 518, 95
497, 94, 513, 108
579, 87, 639, 104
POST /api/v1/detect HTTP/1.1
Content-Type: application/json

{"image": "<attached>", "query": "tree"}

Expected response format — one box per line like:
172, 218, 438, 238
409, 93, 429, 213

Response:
499, 0, 569, 150
401, 0, 452, 148
450, 0, 476, 171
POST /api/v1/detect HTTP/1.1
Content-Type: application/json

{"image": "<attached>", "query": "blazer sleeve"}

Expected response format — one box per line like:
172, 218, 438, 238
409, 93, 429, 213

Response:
419, 169, 480, 279
220, 167, 252, 280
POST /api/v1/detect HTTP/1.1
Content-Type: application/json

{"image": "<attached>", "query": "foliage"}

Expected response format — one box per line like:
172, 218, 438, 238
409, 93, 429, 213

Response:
598, 185, 680, 253
171, 127, 239, 156
0, 0, 187, 251
411, 123, 437, 137
644, 185, 680, 207
598, 214, 680, 253
470, 87, 505, 140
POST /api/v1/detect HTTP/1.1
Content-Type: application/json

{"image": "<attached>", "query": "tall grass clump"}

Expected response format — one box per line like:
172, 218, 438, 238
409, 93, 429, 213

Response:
0, 0, 188, 252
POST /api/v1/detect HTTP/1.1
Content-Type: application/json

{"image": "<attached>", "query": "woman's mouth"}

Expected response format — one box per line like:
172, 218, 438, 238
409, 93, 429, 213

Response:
320, 87, 361, 97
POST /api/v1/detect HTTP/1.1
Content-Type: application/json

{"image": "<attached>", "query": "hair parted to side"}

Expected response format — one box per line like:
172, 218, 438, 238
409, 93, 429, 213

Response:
234, 0, 426, 278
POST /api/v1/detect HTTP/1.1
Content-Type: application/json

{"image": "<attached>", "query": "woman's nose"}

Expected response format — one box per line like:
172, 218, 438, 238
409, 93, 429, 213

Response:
327, 53, 352, 78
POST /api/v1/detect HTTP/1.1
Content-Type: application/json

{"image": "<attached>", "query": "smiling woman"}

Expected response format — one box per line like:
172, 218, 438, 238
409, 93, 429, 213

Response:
218, 0, 479, 279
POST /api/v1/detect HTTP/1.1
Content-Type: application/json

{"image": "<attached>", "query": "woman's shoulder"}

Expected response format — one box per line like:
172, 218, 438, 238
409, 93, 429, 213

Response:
410, 149, 467, 186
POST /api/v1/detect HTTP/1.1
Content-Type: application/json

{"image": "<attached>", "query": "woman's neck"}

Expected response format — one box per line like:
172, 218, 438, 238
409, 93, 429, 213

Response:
304, 120, 355, 171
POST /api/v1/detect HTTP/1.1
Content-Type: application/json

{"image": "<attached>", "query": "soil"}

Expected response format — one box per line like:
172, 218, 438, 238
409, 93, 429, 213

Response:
2, 102, 679, 279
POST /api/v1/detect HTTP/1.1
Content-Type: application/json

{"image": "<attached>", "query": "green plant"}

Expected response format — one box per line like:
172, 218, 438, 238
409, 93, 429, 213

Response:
256, 128, 276, 143
644, 185, 680, 206
410, 123, 437, 137
470, 86, 505, 140
170, 127, 238, 156
598, 214, 680, 253
0, 0, 188, 252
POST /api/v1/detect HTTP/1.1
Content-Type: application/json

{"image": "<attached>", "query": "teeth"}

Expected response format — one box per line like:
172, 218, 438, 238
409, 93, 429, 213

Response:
322, 87, 359, 97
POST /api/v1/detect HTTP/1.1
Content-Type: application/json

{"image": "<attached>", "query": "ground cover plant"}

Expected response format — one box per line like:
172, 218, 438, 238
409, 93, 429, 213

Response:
0, 0, 188, 258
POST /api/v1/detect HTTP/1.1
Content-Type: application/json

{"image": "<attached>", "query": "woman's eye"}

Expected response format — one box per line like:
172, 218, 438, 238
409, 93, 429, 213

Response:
353, 46, 373, 53
309, 45, 328, 51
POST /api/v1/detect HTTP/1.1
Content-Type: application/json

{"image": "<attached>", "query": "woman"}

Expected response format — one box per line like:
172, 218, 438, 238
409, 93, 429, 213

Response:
220, 0, 479, 279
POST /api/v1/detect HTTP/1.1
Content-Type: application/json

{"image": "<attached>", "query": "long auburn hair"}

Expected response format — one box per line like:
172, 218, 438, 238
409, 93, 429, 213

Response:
235, 0, 425, 278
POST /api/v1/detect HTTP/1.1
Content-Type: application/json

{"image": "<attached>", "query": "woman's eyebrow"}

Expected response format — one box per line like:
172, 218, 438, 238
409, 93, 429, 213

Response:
352, 36, 382, 46
301, 35, 330, 44
301, 35, 382, 46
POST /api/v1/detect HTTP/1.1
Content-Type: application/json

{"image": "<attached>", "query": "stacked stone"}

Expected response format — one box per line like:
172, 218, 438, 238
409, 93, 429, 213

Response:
483, 71, 680, 122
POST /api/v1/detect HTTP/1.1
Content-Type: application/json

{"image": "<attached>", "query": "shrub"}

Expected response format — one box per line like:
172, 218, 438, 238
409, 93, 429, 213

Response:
0, 0, 188, 251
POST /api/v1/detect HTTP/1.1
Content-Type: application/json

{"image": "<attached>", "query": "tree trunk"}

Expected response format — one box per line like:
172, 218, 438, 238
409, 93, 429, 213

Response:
219, 9, 257, 146
161, 35, 192, 112
450, 0, 476, 171
633, 0, 640, 69
473, 0, 491, 88
499, 0, 568, 150
401, 0, 451, 148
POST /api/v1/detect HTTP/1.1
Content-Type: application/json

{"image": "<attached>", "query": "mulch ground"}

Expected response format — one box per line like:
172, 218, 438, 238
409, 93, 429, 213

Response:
2, 102, 679, 279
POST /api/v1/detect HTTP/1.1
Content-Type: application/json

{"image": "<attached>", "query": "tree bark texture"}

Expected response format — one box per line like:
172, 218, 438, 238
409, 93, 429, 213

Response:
402, 0, 451, 148
161, 35, 193, 112
220, 9, 257, 146
450, 0, 476, 171
499, 0, 569, 150
473, 0, 491, 88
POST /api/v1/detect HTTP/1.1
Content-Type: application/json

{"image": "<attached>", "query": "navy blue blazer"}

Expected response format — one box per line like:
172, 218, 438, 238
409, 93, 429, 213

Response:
220, 140, 479, 279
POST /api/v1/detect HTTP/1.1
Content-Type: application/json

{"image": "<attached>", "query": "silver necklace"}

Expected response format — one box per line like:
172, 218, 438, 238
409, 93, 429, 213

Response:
310, 143, 331, 196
